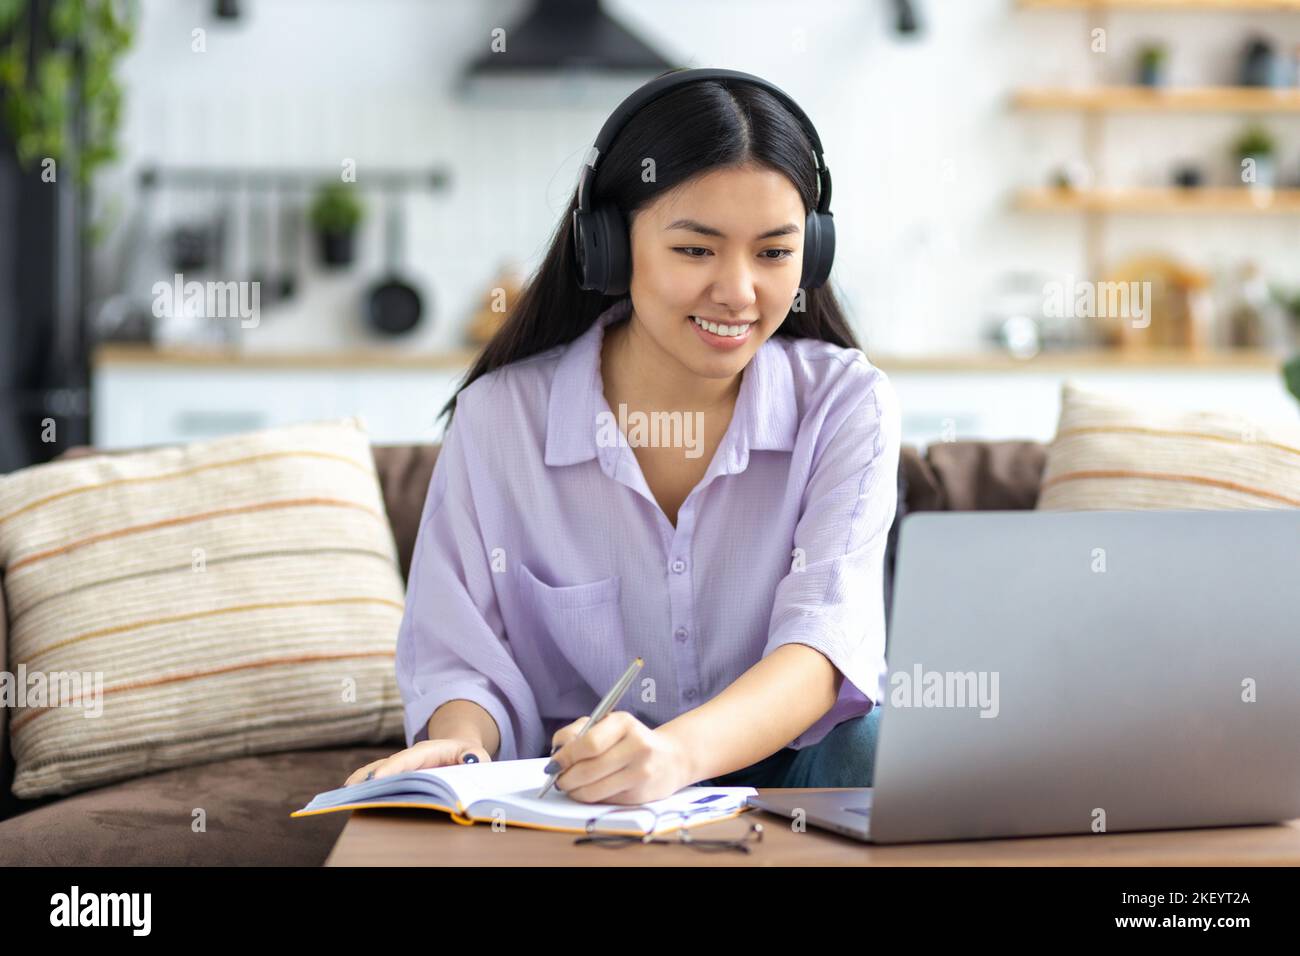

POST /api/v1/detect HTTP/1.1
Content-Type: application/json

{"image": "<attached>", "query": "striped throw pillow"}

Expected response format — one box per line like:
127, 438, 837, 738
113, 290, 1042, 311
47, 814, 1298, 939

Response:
0, 418, 406, 798
1038, 383, 1300, 511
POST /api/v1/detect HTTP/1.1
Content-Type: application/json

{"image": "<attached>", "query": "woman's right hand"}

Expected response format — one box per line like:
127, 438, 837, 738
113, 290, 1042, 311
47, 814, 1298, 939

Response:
344, 738, 492, 787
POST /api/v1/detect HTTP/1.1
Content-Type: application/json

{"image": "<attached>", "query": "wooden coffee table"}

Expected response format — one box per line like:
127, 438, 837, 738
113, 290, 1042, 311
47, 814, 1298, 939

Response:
324, 788, 1300, 866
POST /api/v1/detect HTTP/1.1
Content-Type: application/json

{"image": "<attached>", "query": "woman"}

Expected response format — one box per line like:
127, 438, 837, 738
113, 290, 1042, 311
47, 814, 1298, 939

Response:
345, 68, 900, 805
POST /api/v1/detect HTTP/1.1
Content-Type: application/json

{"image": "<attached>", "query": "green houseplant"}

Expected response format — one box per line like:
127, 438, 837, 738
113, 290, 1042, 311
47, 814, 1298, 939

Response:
1276, 286, 1300, 406
0, 0, 136, 189
1284, 355, 1300, 406
1137, 43, 1168, 87
309, 181, 364, 268
1272, 285, 1300, 326
1232, 124, 1277, 189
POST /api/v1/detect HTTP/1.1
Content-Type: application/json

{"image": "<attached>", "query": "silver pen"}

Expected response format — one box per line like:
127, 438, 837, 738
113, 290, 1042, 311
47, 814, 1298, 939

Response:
537, 657, 644, 799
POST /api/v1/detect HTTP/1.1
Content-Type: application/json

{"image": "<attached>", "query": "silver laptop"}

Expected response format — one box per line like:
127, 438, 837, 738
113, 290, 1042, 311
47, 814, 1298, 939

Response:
747, 509, 1300, 843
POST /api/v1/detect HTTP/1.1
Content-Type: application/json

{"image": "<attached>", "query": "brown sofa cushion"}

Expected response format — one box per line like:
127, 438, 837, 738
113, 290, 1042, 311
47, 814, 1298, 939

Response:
370, 445, 441, 582
0, 744, 395, 865
882, 442, 1044, 652
906, 440, 1048, 512
900, 446, 940, 511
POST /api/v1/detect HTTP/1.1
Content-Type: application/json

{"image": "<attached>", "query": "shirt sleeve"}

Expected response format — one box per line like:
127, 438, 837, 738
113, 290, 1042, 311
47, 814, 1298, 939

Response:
395, 406, 544, 761
761, 365, 902, 750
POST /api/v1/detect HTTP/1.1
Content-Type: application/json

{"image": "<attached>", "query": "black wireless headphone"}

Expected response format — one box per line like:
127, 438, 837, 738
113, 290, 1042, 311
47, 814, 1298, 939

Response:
571, 67, 835, 296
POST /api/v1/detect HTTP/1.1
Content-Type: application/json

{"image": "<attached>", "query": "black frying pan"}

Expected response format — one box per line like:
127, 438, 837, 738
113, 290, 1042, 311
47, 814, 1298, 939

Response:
365, 189, 424, 336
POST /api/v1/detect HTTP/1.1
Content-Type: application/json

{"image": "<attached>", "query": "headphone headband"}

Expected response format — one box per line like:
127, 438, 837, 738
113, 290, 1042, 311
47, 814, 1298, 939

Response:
572, 68, 836, 295
576, 67, 832, 217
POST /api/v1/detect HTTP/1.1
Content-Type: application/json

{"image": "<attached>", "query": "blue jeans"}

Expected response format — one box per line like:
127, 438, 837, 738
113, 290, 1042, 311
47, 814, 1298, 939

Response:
697, 707, 882, 789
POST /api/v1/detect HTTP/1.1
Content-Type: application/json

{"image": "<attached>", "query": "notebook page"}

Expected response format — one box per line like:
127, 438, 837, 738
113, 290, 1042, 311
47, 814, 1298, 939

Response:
423, 757, 554, 811
471, 785, 758, 834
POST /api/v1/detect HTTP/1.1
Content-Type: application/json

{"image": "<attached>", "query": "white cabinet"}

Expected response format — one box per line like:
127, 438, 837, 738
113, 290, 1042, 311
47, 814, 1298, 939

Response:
883, 364, 1300, 447
93, 360, 467, 448
352, 371, 466, 443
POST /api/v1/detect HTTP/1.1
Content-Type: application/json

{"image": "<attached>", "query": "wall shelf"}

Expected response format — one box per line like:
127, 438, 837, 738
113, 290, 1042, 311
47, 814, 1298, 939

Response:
1013, 86, 1300, 112
1017, 186, 1300, 213
1016, 0, 1300, 280
1019, 0, 1300, 11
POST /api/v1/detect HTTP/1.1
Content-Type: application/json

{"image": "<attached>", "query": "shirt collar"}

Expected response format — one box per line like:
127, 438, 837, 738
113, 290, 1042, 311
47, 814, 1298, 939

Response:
545, 298, 798, 472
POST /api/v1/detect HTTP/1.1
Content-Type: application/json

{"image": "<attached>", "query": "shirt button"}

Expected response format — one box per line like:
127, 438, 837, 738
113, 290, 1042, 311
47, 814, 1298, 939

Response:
685, 688, 697, 701
671, 559, 686, 574
674, 627, 688, 642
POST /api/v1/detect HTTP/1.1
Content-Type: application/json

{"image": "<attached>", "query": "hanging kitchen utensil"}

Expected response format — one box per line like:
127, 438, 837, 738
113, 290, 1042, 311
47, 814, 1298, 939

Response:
211, 181, 240, 345
211, 177, 229, 279
249, 184, 276, 306
232, 182, 252, 291
364, 187, 425, 336
94, 171, 161, 343
277, 180, 299, 300
170, 178, 212, 272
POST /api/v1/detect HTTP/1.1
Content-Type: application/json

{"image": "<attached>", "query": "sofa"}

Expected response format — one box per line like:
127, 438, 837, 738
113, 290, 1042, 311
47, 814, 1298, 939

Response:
0, 438, 1046, 865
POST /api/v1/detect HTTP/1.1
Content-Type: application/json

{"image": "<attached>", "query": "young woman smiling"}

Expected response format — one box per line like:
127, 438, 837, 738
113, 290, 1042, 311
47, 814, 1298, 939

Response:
345, 69, 901, 806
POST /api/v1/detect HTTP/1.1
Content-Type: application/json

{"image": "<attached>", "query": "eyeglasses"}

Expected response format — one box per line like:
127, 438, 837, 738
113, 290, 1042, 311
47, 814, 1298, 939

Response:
575, 805, 764, 854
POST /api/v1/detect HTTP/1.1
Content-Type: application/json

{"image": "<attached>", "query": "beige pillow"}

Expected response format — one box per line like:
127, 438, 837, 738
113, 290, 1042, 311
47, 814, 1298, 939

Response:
0, 418, 406, 798
1038, 383, 1300, 511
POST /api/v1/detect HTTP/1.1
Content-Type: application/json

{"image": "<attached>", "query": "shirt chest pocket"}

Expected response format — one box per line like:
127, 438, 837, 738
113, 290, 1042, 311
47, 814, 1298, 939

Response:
516, 562, 630, 701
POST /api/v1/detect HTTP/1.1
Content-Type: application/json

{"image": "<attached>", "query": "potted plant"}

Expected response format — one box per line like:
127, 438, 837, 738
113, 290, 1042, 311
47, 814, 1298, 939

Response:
0, 0, 136, 205
1273, 284, 1300, 349
309, 182, 364, 267
1137, 42, 1168, 87
1233, 124, 1277, 189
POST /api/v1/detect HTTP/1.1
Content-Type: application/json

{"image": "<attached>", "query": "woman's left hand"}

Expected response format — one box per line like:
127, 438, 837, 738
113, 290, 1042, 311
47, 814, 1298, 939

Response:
546, 711, 694, 805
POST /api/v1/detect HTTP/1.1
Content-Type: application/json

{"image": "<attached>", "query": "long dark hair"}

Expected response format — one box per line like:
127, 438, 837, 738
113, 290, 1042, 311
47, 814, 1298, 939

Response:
436, 71, 861, 428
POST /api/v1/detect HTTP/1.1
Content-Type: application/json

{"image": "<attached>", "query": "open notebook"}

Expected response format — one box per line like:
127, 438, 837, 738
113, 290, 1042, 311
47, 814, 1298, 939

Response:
291, 757, 757, 836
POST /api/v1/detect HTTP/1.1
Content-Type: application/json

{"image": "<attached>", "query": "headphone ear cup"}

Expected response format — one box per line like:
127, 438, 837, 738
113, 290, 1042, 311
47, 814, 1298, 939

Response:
800, 210, 835, 290
594, 204, 630, 296
572, 208, 601, 292
571, 204, 630, 294
800, 209, 819, 292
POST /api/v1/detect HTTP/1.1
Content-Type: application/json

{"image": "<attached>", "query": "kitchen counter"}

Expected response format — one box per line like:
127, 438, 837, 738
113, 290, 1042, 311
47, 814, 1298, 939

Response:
92, 343, 1291, 372
93, 343, 481, 370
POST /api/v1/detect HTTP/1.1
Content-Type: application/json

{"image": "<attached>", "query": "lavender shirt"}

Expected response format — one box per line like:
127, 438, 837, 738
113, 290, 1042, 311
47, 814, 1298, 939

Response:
396, 296, 901, 768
